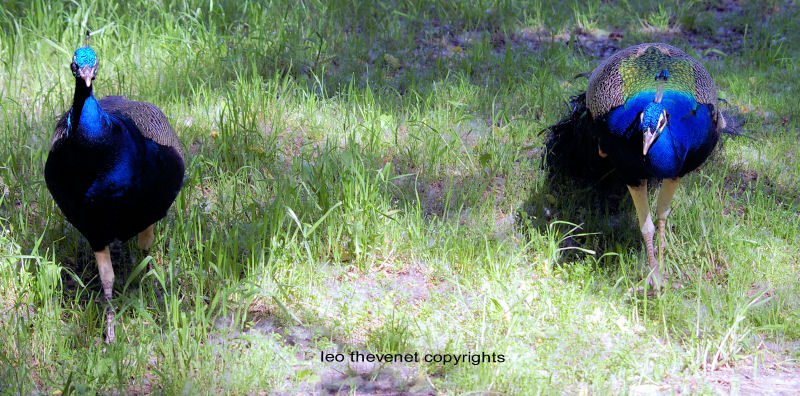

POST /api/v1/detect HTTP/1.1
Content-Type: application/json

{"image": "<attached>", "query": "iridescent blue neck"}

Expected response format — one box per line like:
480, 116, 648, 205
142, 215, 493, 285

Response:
69, 78, 109, 139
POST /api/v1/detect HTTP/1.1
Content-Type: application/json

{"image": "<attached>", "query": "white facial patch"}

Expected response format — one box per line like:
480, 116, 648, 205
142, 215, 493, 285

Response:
657, 110, 667, 131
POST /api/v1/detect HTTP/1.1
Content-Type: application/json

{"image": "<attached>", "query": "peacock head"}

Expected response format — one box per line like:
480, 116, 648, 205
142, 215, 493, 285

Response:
639, 102, 668, 156
71, 47, 98, 88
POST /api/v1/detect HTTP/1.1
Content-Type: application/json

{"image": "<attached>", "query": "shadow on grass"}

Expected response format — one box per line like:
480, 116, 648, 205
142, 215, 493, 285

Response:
517, 163, 640, 264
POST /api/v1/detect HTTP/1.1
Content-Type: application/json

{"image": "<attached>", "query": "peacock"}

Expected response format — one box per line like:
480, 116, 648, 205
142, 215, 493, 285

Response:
545, 43, 725, 289
44, 42, 185, 342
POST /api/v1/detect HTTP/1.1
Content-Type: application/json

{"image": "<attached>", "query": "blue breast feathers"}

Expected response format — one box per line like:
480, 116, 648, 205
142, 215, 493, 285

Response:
606, 90, 713, 178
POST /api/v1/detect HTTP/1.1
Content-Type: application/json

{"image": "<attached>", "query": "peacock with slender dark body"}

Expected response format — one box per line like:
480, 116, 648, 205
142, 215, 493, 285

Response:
45, 45, 184, 341
546, 43, 725, 288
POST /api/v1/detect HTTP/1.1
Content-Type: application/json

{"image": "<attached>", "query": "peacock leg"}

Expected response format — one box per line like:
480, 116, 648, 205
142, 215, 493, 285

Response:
655, 178, 681, 274
96, 247, 116, 343
137, 224, 163, 303
627, 181, 661, 288
137, 224, 155, 252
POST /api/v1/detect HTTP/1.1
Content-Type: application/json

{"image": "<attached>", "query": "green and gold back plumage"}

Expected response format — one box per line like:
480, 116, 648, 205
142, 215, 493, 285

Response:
586, 43, 718, 119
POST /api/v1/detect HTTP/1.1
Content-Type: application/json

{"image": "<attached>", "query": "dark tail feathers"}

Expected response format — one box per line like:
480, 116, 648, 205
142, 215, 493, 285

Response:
543, 93, 620, 189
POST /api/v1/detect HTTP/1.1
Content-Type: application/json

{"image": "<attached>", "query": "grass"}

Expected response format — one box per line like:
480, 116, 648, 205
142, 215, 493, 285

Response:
1, 0, 799, 393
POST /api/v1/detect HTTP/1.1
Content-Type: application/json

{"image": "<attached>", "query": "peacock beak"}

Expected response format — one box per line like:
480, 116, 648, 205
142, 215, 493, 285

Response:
642, 128, 658, 155
78, 66, 94, 88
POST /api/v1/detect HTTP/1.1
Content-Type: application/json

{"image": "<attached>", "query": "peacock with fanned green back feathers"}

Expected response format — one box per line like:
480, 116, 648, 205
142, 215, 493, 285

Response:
44, 36, 185, 342
545, 43, 726, 289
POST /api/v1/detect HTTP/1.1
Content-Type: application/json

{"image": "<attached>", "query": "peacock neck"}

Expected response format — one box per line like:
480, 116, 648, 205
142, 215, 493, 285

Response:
69, 78, 108, 139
